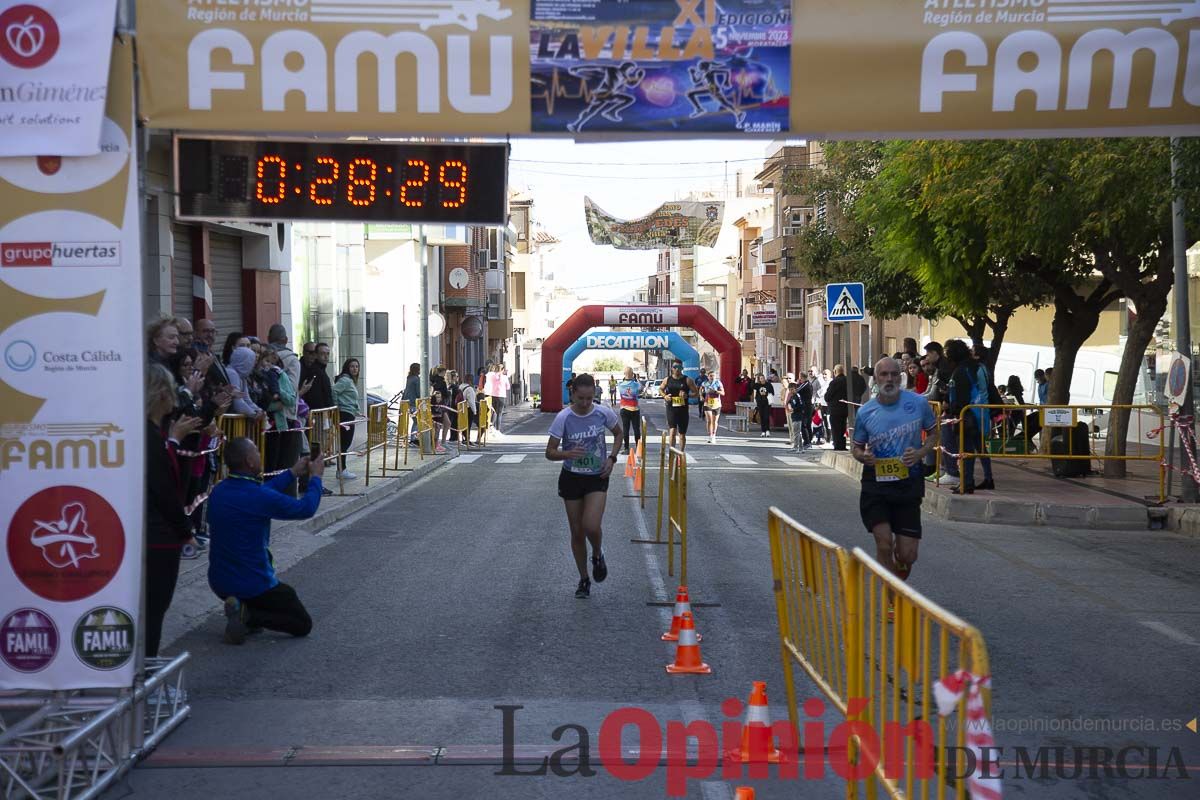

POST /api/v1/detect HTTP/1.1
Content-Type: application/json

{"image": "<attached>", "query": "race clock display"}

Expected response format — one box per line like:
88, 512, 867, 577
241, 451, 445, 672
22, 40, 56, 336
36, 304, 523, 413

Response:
174, 137, 508, 225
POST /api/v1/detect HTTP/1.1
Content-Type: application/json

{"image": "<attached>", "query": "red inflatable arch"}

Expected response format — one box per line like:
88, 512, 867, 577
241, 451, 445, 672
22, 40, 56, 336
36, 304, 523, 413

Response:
540, 305, 741, 414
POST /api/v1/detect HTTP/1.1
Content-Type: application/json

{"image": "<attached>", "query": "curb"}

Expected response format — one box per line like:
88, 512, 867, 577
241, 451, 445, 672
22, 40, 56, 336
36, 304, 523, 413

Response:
818, 450, 1158, 531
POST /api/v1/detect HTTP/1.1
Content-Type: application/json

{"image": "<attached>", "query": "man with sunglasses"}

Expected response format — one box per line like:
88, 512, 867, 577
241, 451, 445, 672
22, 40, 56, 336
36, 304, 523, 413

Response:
659, 360, 698, 451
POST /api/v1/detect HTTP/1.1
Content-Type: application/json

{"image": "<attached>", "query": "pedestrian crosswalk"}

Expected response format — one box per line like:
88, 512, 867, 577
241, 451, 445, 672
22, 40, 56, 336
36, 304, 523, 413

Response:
449, 451, 824, 470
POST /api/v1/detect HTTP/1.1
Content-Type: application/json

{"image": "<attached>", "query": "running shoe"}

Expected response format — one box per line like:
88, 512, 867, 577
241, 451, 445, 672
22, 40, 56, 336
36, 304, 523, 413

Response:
223, 597, 248, 645
434, 446, 448, 454
575, 577, 591, 599
340, 470, 359, 480
180, 543, 200, 560
591, 552, 608, 583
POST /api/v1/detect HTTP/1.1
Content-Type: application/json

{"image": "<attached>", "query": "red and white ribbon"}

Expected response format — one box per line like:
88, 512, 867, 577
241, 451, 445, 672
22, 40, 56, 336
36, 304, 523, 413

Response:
934, 671, 1001, 800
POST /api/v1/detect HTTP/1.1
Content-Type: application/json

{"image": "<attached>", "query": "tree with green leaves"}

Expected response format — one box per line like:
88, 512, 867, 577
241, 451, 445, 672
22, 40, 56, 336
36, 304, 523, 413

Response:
591, 356, 625, 374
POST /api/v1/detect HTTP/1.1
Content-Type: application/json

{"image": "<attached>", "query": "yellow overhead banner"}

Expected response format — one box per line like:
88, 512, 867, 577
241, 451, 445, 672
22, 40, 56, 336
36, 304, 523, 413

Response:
135, 0, 531, 134
792, 0, 1200, 137
136, 0, 1199, 138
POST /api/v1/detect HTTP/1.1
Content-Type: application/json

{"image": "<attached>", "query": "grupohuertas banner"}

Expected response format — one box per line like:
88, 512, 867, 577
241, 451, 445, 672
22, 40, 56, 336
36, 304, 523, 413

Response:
584, 197, 723, 250
793, 0, 1200, 137
136, 0, 531, 134
0, 0, 117, 156
0, 38, 144, 690
530, 0, 790, 133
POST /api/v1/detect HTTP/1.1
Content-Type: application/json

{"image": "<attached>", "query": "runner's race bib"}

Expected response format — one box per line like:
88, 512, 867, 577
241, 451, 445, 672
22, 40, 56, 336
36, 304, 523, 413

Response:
875, 458, 908, 482
572, 454, 601, 473
706, 397, 720, 409
672, 395, 685, 407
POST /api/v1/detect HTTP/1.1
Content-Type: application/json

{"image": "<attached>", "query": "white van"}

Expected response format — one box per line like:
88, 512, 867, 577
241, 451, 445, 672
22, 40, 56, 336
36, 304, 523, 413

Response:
977, 343, 1157, 447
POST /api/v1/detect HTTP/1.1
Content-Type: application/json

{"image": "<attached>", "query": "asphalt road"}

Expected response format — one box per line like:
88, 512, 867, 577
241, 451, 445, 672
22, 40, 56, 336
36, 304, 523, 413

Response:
120, 402, 1200, 799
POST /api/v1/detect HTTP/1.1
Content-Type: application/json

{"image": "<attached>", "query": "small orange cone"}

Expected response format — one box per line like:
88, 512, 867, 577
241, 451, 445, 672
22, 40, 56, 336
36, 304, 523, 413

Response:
662, 586, 701, 642
665, 612, 711, 674
734, 789, 755, 800
725, 681, 781, 763
633, 438, 645, 491
624, 448, 635, 477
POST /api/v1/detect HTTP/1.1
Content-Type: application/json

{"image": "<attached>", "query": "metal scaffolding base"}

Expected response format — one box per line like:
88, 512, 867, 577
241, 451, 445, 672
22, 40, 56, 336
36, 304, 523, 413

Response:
0, 653, 190, 800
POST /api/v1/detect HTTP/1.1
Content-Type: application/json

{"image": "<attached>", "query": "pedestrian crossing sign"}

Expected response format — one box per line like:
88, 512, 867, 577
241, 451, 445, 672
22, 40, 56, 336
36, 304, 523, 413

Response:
825, 282, 866, 322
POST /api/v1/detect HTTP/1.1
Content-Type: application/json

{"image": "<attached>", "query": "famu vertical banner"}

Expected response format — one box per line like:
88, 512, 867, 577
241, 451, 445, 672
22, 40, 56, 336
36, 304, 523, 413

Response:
0, 36, 144, 690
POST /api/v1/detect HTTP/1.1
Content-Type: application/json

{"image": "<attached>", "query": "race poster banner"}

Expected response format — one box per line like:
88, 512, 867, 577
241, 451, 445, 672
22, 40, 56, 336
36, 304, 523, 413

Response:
530, 0, 790, 133
585, 197, 723, 250
0, 0, 118, 156
136, 0, 531, 135
793, 0, 1200, 137
0, 38, 144, 690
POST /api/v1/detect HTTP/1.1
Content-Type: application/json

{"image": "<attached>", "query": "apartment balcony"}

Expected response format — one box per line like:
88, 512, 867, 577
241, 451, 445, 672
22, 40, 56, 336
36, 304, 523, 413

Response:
761, 233, 801, 266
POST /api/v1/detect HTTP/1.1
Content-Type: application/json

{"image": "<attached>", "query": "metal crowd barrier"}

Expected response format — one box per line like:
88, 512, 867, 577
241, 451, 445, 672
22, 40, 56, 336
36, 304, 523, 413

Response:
364, 401, 392, 486
666, 446, 689, 584
215, 413, 265, 480
767, 508, 998, 800
768, 507, 855, 719
456, 400, 470, 452
956, 403, 1165, 499
846, 548, 993, 800
392, 400, 412, 468
415, 398, 434, 456
478, 397, 492, 446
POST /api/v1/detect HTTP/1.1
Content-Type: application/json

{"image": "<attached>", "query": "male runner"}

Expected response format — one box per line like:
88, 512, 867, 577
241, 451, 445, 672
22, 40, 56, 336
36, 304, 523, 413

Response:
703, 370, 725, 445
660, 360, 698, 451
608, 375, 619, 406
546, 374, 623, 599
850, 358, 939, 610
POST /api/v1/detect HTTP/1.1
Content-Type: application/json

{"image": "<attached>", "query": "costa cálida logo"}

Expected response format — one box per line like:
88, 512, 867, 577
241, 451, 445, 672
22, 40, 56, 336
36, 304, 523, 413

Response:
0, 4, 59, 69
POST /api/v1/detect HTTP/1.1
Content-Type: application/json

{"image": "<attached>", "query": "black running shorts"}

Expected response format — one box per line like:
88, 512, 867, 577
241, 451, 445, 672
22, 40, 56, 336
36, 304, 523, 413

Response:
859, 493, 923, 539
666, 405, 691, 434
558, 469, 610, 500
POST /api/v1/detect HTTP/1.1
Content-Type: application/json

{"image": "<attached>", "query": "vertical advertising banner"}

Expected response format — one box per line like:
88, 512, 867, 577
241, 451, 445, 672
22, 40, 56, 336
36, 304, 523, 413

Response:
0, 38, 143, 690
0, 0, 118, 156
531, 0, 791, 133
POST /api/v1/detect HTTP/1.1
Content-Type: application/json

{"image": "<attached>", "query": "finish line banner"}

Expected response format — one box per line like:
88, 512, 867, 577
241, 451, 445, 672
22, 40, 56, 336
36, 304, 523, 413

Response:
0, 38, 144, 690
530, 0, 791, 134
585, 197, 723, 250
135, 0, 1199, 137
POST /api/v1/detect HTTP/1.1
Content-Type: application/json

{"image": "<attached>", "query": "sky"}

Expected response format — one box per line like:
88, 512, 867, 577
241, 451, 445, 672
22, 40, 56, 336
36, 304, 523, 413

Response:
508, 138, 781, 302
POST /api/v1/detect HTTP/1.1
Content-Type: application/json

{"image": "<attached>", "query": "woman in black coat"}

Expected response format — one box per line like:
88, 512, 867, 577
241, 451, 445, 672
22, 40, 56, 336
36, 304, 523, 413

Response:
145, 364, 201, 658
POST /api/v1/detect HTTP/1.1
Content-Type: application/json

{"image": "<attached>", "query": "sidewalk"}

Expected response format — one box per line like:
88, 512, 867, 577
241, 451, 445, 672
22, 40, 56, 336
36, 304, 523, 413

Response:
162, 401, 547, 650
818, 449, 1200, 532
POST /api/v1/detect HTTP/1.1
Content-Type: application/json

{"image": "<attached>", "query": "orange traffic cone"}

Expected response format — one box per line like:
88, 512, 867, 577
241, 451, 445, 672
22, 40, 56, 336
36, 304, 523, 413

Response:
665, 612, 711, 674
662, 586, 701, 642
624, 448, 635, 477
734, 789, 755, 800
633, 438, 645, 491
725, 681, 781, 763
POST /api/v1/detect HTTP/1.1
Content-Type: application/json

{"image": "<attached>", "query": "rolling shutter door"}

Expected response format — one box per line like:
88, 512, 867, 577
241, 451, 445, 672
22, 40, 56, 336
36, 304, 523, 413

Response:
209, 233, 244, 335
171, 224, 194, 318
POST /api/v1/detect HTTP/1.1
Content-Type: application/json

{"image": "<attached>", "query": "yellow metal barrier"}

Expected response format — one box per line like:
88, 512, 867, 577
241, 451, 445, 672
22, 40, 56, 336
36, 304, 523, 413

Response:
666, 446, 688, 584
655, 432, 668, 541
306, 406, 342, 489
957, 403, 1166, 500
392, 400, 411, 469
216, 413, 265, 480
364, 402, 391, 486
456, 400, 470, 452
846, 547, 993, 800
478, 397, 492, 446
415, 398, 434, 457
768, 508, 998, 800
767, 507, 855, 723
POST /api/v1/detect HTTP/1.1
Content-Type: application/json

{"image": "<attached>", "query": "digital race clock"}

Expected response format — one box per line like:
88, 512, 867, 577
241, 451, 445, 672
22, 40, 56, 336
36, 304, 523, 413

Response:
174, 137, 508, 225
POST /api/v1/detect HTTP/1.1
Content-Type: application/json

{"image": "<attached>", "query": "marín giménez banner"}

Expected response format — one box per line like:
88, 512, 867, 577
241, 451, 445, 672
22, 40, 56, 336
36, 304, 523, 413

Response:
584, 197, 723, 250
530, 0, 790, 133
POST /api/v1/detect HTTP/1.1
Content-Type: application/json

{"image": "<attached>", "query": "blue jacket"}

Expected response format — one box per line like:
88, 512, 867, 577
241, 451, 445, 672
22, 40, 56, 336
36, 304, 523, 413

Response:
207, 470, 322, 599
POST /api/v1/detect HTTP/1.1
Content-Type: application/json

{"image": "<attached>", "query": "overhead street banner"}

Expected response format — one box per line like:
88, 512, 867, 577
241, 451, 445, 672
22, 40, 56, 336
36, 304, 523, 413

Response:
0, 38, 144, 689
585, 197, 723, 250
135, 0, 1199, 137
135, 0, 532, 135
530, 0, 790, 134
0, 0, 118, 156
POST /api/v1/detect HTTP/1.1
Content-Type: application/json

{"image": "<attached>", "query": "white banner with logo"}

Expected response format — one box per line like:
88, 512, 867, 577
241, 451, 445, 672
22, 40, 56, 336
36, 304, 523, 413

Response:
0, 0, 117, 156
602, 306, 680, 326
0, 38, 143, 690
